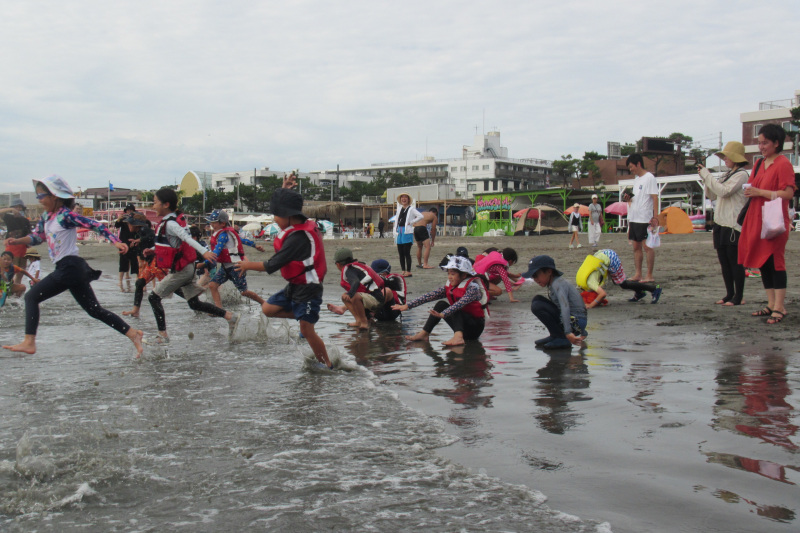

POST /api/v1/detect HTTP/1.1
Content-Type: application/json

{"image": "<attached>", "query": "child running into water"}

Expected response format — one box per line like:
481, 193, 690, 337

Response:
25, 249, 41, 287
1, 250, 38, 305
576, 249, 662, 308
522, 255, 587, 349
122, 214, 167, 318
327, 247, 392, 329
474, 247, 522, 303
393, 255, 490, 346
2, 175, 144, 356
204, 209, 266, 308
234, 175, 332, 368
145, 188, 239, 343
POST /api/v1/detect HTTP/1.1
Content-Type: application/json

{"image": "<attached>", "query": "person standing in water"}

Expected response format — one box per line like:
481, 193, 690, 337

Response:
2, 175, 144, 356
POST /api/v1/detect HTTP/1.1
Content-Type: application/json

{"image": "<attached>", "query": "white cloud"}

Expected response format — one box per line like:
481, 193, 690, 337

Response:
1, 0, 798, 192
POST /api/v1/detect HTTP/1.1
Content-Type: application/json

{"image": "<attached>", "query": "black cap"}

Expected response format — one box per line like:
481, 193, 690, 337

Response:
271, 188, 306, 219
521, 255, 563, 279
456, 246, 469, 258
124, 203, 136, 212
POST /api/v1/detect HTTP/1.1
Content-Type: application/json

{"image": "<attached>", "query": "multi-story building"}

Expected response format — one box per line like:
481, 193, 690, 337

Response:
740, 89, 799, 165
310, 132, 553, 199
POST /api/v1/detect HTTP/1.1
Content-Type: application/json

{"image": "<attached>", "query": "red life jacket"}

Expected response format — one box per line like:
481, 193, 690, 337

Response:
339, 261, 385, 294
380, 272, 407, 305
273, 220, 327, 285
210, 227, 245, 263
154, 213, 197, 272
445, 276, 490, 319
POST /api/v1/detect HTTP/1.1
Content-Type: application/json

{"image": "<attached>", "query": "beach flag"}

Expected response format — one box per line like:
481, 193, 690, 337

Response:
109, 182, 114, 191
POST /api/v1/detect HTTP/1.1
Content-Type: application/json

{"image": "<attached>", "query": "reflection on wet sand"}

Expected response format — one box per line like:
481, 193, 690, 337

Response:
533, 352, 590, 435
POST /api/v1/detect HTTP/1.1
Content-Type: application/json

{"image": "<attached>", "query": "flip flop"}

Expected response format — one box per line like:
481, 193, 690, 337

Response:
752, 307, 772, 317
767, 310, 787, 325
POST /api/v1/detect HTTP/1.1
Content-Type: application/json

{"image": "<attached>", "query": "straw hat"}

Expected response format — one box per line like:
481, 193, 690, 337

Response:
714, 141, 747, 164
24, 249, 41, 259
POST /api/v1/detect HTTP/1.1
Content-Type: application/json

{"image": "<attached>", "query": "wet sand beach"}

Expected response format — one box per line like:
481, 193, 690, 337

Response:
1, 230, 798, 532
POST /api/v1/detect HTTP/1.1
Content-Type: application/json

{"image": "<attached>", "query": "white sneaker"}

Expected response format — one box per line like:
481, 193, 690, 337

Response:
569, 244, 574, 249
577, 244, 582, 248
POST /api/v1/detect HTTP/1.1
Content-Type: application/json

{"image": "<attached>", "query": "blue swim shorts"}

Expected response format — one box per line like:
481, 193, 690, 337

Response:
212, 264, 248, 292
267, 288, 322, 324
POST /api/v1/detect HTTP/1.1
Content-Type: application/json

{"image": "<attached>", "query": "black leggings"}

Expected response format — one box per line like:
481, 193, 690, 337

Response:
760, 255, 787, 290
397, 242, 413, 272
24, 256, 130, 336
422, 300, 485, 339
133, 278, 148, 307
716, 245, 745, 304
148, 290, 227, 332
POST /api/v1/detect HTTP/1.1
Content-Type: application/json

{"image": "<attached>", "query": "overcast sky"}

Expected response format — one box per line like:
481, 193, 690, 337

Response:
1, 0, 798, 193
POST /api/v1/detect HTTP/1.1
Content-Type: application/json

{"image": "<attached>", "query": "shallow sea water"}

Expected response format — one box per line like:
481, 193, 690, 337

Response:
0, 269, 798, 533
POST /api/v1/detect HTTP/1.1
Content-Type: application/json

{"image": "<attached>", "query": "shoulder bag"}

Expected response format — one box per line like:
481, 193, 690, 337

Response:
736, 158, 764, 226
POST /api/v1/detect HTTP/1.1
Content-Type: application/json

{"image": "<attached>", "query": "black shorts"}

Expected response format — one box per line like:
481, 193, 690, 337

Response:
119, 251, 140, 275
627, 222, 650, 243
413, 226, 429, 242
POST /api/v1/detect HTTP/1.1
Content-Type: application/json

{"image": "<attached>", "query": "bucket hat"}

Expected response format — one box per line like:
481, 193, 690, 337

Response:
11, 198, 25, 209
32, 175, 74, 199
441, 255, 476, 276
271, 188, 306, 219
714, 141, 747, 164
370, 259, 391, 274
125, 213, 149, 227
521, 255, 563, 279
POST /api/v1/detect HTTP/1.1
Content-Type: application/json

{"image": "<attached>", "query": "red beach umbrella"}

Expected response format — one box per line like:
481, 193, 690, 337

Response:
604, 202, 628, 216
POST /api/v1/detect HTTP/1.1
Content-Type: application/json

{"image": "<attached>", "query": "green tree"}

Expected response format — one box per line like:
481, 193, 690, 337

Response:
551, 155, 579, 189
580, 151, 606, 186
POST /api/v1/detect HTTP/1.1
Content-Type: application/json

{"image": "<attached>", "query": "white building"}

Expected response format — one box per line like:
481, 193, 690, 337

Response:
180, 168, 315, 196
311, 132, 553, 199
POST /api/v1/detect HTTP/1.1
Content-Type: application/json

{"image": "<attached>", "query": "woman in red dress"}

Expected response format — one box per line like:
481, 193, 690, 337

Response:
738, 124, 796, 324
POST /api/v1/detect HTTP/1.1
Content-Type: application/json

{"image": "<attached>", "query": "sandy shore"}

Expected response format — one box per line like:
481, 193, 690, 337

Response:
75, 228, 799, 346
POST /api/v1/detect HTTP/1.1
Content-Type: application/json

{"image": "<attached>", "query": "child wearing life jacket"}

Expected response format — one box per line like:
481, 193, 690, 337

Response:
1, 250, 37, 303
473, 247, 522, 303
327, 247, 392, 329
522, 255, 587, 350
2, 175, 143, 356
204, 209, 266, 308
234, 175, 332, 368
576, 249, 662, 308
122, 213, 166, 318
393, 255, 489, 346
368, 259, 406, 322
145, 188, 239, 344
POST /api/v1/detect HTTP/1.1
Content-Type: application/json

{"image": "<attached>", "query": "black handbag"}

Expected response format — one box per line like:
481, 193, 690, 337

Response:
736, 158, 763, 226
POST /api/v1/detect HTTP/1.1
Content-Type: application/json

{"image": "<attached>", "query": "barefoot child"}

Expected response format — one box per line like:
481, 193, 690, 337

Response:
327, 247, 391, 329
2, 175, 144, 356
204, 209, 266, 308
576, 249, 662, 308
522, 255, 587, 349
25, 249, 41, 287
392, 255, 489, 346
145, 188, 239, 343
474, 247, 522, 303
234, 175, 332, 368
368, 259, 406, 322
122, 214, 167, 318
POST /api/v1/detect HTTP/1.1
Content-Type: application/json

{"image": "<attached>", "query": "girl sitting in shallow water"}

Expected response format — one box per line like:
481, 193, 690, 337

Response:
392, 255, 489, 346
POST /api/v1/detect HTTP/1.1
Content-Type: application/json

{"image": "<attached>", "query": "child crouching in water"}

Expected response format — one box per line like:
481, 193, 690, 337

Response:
234, 175, 332, 368
392, 255, 489, 346
522, 255, 587, 349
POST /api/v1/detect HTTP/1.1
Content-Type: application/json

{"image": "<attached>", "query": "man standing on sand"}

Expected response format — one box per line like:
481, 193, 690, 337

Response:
624, 154, 659, 282
413, 208, 438, 269
587, 194, 604, 248
378, 219, 385, 238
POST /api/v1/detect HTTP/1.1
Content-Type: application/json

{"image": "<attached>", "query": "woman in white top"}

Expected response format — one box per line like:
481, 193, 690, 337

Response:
698, 141, 749, 306
392, 192, 423, 277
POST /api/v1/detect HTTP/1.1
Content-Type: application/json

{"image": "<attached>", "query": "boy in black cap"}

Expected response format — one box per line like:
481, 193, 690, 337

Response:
522, 255, 587, 349
328, 248, 391, 329
114, 203, 139, 292
235, 174, 332, 368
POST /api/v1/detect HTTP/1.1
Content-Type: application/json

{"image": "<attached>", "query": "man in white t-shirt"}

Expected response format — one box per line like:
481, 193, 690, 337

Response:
623, 154, 659, 282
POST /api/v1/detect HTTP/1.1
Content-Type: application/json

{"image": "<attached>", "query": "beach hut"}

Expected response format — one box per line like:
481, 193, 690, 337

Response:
658, 206, 694, 234
513, 205, 569, 235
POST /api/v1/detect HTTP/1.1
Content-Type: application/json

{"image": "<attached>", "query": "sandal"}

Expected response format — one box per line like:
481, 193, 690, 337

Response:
767, 310, 787, 325
751, 307, 772, 317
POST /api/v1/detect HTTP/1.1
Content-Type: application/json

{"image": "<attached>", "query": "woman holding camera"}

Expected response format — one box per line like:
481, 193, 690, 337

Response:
737, 124, 796, 324
697, 142, 749, 306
